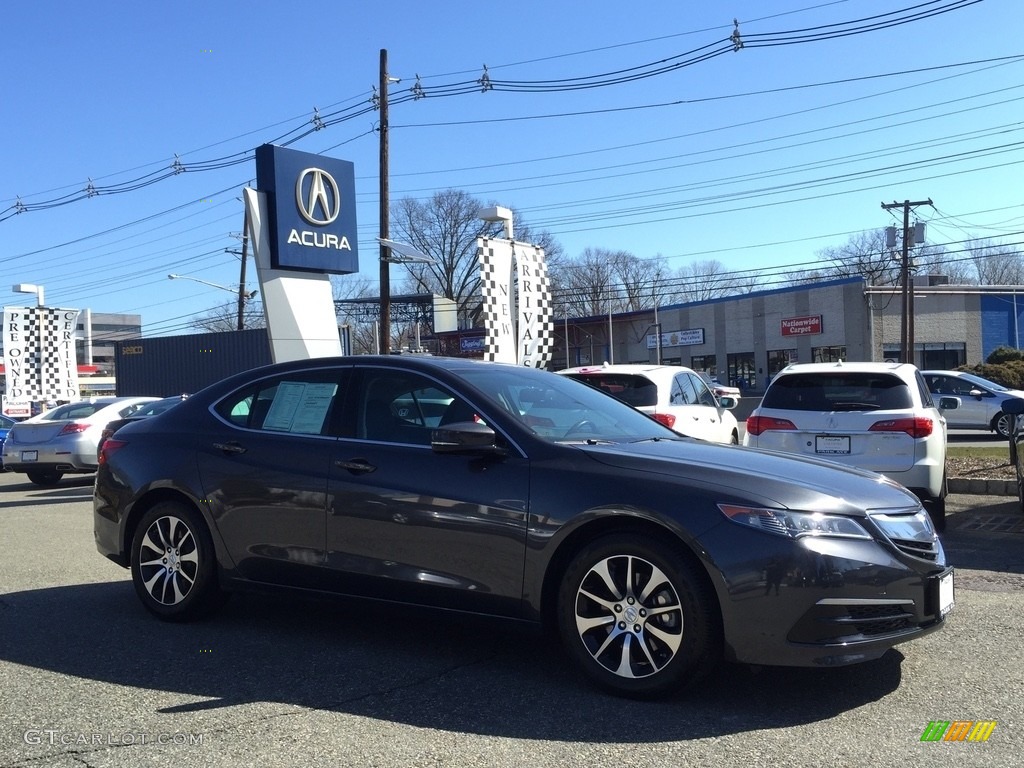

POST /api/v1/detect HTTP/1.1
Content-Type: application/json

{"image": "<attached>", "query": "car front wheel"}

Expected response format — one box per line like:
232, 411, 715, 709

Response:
994, 412, 1014, 439
130, 501, 223, 621
557, 533, 720, 698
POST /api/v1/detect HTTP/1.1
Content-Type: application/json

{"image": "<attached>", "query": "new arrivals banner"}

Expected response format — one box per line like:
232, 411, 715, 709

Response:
3, 307, 81, 401
514, 243, 554, 369
477, 238, 517, 364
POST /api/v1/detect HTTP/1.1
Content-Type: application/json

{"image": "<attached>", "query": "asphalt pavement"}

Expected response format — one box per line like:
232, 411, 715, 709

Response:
0, 473, 1021, 767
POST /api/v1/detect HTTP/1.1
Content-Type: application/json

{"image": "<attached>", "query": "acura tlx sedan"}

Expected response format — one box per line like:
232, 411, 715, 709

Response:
93, 356, 953, 698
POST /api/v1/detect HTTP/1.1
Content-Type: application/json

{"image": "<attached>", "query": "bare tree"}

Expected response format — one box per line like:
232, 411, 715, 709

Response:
391, 189, 561, 328
611, 251, 671, 311
968, 239, 1024, 284
816, 229, 900, 286
672, 259, 739, 302
190, 299, 265, 333
914, 243, 976, 285
553, 247, 619, 317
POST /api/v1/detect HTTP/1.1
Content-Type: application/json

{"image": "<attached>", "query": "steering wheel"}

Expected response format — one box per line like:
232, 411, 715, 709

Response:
563, 419, 598, 438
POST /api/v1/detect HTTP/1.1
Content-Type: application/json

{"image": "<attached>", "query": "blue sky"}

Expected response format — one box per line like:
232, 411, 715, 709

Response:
2, 0, 1022, 336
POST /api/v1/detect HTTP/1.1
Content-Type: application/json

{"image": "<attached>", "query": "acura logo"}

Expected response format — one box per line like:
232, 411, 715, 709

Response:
295, 168, 340, 226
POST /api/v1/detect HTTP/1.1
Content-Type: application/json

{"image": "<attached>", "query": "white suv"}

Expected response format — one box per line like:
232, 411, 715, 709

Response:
557, 363, 740, 444
743, 361, 959, 529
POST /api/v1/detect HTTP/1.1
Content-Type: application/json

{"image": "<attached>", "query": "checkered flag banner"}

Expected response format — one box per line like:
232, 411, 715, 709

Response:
3, 307, 81, 401
514, 243, 554, 369
476, 238, 517, 363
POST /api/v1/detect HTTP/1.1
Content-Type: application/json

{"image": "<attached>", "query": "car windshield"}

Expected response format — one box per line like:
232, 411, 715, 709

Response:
960, 373, 1009, 392
763, 372, 912, 411
459, 367, 674, 442
137, 398, 184, 417
38, 402, 107, 420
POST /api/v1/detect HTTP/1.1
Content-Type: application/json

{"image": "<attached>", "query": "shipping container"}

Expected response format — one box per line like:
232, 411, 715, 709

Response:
114, 329, 272, 396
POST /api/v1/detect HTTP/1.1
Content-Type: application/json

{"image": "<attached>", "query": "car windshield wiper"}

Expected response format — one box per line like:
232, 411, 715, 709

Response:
629, 436, 684, 444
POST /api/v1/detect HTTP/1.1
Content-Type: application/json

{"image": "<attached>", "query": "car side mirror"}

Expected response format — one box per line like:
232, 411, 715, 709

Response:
938, 396, 960, 411
969, 388, 985, 400
431, 421, 505, 455
717, 396, 738, 410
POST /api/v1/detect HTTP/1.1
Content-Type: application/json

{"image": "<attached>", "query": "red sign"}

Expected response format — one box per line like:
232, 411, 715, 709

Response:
781, 315, 822, 336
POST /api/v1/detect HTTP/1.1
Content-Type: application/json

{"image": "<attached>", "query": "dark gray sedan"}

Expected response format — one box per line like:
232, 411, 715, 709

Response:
93, 356, 952, 698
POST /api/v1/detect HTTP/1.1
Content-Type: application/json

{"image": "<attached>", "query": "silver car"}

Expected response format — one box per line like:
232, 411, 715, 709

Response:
921, 370, 1024, 438
2, 397, 158, 486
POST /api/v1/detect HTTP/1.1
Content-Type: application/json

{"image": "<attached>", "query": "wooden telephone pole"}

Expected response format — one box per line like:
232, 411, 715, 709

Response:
882, 198, 932, 364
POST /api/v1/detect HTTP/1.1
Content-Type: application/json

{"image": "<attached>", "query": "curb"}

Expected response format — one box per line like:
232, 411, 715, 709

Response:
948, 477, 1017, 497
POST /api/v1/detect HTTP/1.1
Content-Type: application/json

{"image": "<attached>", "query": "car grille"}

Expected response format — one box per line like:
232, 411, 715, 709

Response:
843, 605, 915, 636
790, 601, 918, 644
888, 536, 939, 561
868, 508, 941, 563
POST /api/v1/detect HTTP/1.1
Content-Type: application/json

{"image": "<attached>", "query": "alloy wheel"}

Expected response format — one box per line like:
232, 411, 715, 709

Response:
136, 515, 200, 606
573, 554, 684, 679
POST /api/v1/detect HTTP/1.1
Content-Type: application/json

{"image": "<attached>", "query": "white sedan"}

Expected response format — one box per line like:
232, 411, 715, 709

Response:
558, 363, 740, 444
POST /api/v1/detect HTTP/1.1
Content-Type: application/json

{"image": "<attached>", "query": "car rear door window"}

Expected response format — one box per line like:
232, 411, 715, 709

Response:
764, 373, 911, 411
216, 370, 344, 436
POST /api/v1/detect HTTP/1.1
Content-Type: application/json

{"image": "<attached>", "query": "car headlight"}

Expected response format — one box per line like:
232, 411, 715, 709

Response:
718, 504, 873, 540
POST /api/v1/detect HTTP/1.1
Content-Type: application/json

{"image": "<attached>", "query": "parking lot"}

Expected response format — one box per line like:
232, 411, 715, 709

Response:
1, 471, 1021, 768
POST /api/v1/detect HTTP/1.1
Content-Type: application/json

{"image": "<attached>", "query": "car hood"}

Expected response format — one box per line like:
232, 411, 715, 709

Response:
575, 438, 919, 515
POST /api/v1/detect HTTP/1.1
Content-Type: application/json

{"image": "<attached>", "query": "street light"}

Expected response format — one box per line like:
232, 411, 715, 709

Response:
167, 274, 258, 331
12, 283, 44, 306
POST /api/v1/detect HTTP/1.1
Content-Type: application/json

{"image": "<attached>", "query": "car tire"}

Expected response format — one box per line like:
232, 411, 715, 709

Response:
557, 533, 720, 699
994, 412, 1013, 439
26, 469, 63, 486
924, 496, 946, 532
730, 430, 739, 445
130, 501, 223, 622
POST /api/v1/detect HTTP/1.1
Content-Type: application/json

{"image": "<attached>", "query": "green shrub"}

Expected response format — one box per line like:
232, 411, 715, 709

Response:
986, 346, 1024, 365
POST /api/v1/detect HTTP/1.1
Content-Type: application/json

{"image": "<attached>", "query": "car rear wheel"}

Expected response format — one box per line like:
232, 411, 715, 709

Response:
26, 469, 63, 486
130, 501, 223, 621
557, 533, 720, 698
994, 412, 1013, 439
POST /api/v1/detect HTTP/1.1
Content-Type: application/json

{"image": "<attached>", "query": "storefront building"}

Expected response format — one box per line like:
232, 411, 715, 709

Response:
555, 277, 1024, 391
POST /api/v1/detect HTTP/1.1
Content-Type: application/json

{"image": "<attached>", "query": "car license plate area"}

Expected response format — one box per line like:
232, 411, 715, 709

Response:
930, 568, 954, 617
21, 450, 38, 462
815, 435, 850, 455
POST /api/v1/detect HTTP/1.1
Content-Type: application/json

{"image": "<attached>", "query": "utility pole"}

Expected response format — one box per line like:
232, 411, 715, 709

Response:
378, 48, 392, 354
882, 198, 932, 364
236, 207, 250, 332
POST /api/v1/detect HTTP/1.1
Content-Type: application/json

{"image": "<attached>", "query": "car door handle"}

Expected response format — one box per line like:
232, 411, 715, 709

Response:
213, 442, 247, 455
335, 458, 377, 474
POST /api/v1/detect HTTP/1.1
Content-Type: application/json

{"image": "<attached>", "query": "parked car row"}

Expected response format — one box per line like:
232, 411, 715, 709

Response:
91, 355, 952, 698
1, 396, 187, 486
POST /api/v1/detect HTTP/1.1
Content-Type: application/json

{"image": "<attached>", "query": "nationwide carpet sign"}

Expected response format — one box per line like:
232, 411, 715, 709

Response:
254, 144, 359, 274
3, 307, 81, 402
782, 315, 822, 336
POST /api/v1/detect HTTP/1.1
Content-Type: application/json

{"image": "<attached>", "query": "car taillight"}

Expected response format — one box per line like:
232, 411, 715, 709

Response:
98, 438, 128, 465
58, 422, 91, 435
653, 413, 676, 428
869, 416, 933, 438
746, 415, 798, 436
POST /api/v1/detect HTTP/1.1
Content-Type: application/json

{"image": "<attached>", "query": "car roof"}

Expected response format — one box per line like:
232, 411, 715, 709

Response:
776, 361, 918, 376
558, 364, 699, 377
